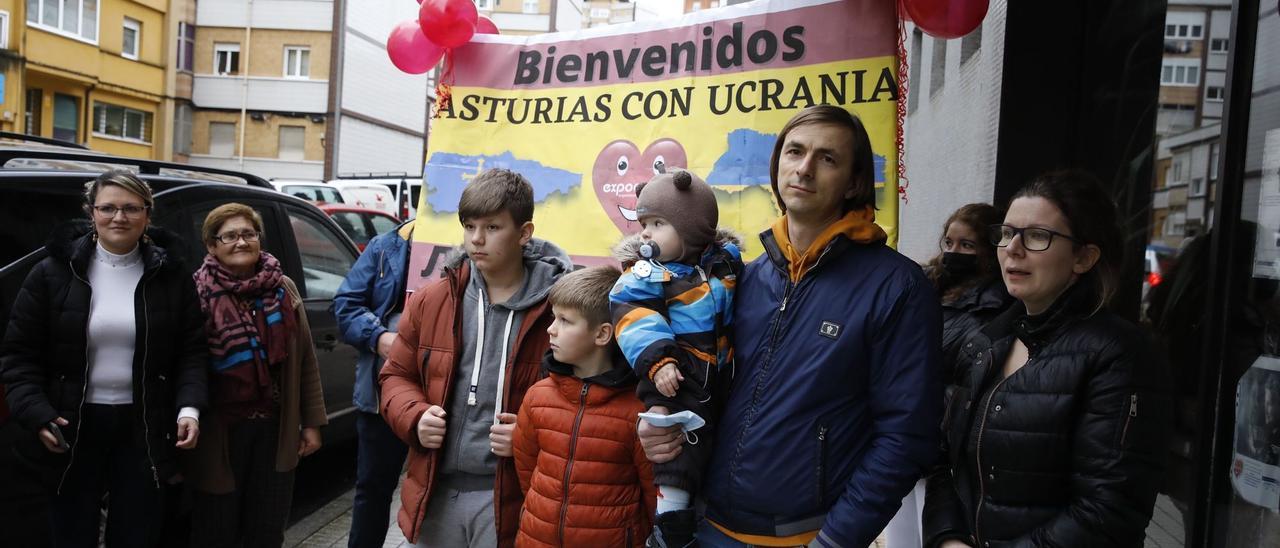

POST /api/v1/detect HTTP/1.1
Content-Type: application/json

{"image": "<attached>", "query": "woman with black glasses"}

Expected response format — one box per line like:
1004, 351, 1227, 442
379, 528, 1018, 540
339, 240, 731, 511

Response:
1, 169, 208, 547
922, 170, 1171, 548
185, 202, 326, 548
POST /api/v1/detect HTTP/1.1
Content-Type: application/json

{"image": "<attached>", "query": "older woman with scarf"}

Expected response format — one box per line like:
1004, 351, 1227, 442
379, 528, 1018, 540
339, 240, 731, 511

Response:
184, 203, 327, 548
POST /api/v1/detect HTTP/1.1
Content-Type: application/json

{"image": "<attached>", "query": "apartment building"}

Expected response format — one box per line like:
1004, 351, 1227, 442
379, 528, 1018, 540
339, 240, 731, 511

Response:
187, 0, 332, 180
583, 0, 633, 28
477, 0, 581, 36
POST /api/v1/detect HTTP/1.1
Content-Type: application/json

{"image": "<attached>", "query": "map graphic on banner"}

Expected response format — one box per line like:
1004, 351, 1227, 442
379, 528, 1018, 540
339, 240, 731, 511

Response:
410, 0, 900, 290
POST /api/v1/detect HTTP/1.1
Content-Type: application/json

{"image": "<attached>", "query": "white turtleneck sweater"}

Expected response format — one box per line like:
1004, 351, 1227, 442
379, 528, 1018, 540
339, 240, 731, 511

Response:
85, 242, 199, 422
86, 242, 143, 404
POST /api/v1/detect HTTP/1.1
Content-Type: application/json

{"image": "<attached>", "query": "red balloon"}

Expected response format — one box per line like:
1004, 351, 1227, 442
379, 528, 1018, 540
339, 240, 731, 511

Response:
419, 0, 478, 49
904, 0, 988, 39
475, 16, 499, 35
387, 20, 445, 74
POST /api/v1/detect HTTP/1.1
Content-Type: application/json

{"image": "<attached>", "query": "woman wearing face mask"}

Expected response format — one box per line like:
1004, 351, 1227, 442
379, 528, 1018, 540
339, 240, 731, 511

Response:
184, 203, 327, 548
924, 204, 1014, 369
922, 170, 1170, 548
886, 204, 1012, 548
1, 170, 208, 547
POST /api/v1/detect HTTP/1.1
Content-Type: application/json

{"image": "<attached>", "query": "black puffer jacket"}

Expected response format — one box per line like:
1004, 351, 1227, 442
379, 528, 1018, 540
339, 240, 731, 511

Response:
923, 280, 1171, 548
1, 221, 208, 486
940, 280, 1013, 383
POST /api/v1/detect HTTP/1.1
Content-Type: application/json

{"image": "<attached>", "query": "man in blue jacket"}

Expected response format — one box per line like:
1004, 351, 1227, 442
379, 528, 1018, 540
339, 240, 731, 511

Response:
334, 220, 415, 548
640, 105, 943, 548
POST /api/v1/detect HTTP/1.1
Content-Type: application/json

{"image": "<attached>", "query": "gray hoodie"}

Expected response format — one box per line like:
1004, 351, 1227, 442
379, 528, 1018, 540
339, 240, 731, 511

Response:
439, 238, 572, 478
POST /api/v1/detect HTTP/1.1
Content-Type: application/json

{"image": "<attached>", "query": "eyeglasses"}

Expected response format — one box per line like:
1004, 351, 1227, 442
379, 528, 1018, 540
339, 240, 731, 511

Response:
988, 224, 1081, 252
215, 230, 261, 245
92, 204, 149, 218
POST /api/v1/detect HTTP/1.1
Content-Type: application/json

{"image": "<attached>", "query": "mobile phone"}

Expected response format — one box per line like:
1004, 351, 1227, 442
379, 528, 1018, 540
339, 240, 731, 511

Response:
46, 421, 70, 451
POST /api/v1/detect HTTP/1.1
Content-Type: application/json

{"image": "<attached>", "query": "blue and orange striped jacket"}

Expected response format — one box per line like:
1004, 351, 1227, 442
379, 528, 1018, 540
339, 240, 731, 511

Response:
609, 234, 743, 382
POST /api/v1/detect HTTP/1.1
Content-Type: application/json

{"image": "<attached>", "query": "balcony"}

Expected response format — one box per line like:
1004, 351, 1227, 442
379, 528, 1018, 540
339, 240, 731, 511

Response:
196, 0, 333, 31
187, 154, 324, 180
193, 75, 329, 113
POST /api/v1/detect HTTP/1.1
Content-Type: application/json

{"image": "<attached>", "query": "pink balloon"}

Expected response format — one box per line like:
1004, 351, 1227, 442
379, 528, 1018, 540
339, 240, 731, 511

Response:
387, 20, 445, 74
475, 16, 499, 35
419, 0, 478, 49
904, 0, 988, 39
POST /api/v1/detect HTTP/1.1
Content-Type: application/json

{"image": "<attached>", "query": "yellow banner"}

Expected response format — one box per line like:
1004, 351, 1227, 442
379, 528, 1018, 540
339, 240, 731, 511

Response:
410, 0, 899, 289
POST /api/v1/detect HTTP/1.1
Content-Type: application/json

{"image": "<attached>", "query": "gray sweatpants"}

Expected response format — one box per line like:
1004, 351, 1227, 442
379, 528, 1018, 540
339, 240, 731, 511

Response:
416, 475, 496, 548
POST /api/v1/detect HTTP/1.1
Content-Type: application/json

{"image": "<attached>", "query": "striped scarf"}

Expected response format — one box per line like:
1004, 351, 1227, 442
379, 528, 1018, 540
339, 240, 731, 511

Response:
193, 252, 295, 405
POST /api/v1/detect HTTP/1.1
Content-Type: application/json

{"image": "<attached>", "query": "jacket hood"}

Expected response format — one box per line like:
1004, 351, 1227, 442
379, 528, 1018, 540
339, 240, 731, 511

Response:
47, 219, 190, 274
449, 237, 573, 311
541, 349, 637, 389
610, 227, 743, 267
946, 278, 1013, 312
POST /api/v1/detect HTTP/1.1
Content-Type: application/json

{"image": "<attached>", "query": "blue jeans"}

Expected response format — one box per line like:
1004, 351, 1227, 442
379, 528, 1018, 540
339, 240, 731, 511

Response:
697, 520, 809, 548
348, 411, 408, 548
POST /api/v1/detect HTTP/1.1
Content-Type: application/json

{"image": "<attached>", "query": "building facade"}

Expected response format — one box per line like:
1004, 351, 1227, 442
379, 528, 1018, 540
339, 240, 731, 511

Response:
582, 0, 633, 28
6, 0, 173, 159
187, 0, 332, 180
477, 0, 581, 36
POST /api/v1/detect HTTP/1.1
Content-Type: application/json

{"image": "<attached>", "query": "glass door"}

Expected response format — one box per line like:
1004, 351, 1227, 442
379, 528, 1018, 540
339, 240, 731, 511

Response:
1209, 2, 1280, 546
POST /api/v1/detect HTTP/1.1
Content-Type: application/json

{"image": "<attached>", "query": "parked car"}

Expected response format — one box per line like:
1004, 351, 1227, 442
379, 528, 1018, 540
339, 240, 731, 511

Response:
318, 204, 401, 252
272, 179, 348, 206
328, 180, 398, 218
0, 135, 359, 445
332, 174, 423, 220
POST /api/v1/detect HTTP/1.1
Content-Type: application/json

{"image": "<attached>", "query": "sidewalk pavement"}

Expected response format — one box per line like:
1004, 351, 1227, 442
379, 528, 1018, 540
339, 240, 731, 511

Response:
283, 474, 889, 548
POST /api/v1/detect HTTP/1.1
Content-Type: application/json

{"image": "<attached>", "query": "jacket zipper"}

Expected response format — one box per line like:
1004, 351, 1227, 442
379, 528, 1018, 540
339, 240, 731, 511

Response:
559, 382, 590, 545
816, 424, 828, 505
1120, 394, 1138, 447
139, 272, 160, 486
58, 263, 94, 494
973, 354, 1022, 546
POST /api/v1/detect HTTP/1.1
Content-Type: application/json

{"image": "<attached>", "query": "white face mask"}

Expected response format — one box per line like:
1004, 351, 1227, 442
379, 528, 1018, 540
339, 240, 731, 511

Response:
638, 410, 706, 432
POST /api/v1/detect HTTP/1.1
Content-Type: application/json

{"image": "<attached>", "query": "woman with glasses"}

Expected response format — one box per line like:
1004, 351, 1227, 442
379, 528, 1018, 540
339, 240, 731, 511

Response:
1, 169, 208, 547
184, 203, 327, 548
922, 170, 1170, 547
887, 203, 1012, 548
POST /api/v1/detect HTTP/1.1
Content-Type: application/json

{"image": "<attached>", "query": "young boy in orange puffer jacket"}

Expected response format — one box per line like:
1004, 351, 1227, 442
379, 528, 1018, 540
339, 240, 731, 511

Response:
512, 266, 657, 547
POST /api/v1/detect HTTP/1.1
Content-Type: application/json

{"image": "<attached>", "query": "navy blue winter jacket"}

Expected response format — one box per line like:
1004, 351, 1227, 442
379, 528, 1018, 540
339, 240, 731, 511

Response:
333, 221, 412, 413
703, 228, 943, 548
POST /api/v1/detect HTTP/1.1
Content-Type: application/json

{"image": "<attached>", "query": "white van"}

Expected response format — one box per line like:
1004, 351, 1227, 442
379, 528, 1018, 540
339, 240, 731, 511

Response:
272, 180, 347, 205
329, 180, 399, 218
330, 175, 423, 220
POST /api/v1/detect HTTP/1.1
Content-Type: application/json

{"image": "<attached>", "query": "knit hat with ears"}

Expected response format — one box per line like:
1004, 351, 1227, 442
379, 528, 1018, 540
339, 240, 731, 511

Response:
634, 166, 718, 262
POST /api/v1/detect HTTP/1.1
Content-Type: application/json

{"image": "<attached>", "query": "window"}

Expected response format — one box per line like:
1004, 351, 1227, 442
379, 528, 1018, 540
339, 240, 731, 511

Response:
278, 126, 305, 161
25, 88, 42, 136
960, 24, 982, 65
176, 22, 195, 71
209, 121, 235, 157
1191, 177, 1205, 197
1209, 142, 1220, 181
52, 93, 78, 143
1161, 60, 1201, 86
929, 36, 946, 97
908, 28, 922, 114
0, 11, 10, 49
283, 46, 310, 78
92, 102, 152, 142
25, 0, 98, 42
287, 210, 356, 300
214, 43, 240, 75
174, 103, 192, 155
474, 0, 488, 9
369, 214, 397, 236
1207, 85, 1225, 102
1172, 158, 1184, 183
121, 17, 139, 59
1210, 37, 1229, 53
591, 8, 609, 18
523, 0, 537, 14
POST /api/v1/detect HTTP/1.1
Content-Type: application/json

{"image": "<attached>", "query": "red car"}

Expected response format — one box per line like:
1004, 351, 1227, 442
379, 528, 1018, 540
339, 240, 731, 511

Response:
317, 204, 401, 252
